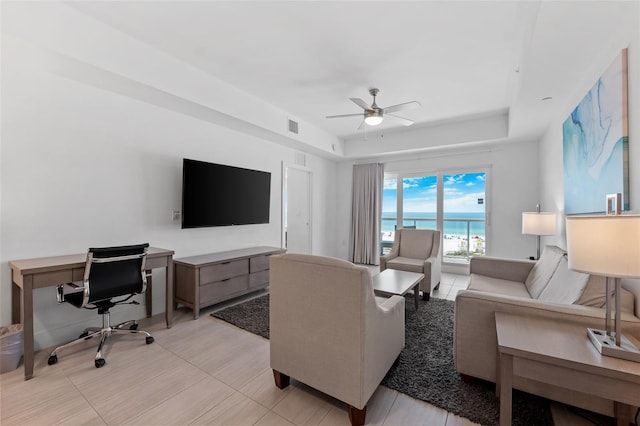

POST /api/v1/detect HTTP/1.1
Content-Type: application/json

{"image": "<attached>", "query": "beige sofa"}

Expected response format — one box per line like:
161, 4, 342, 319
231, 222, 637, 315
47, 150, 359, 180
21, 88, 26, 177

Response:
269, 254, 405, 426
380, 228, 442, 300
454, 245, 640, 416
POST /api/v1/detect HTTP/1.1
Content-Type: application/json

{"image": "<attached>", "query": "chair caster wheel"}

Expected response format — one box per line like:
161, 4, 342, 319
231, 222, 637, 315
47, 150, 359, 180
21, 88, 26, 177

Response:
48, 354, 58, 365
146, 336, 154, 344
95, 358, 106, 368
129, 324, 138, 330
79, 331, 89, 339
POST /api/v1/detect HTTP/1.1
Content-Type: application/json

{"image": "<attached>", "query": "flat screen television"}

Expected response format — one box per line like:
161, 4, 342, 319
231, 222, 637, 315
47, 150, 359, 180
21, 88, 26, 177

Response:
181, 158, 271, 228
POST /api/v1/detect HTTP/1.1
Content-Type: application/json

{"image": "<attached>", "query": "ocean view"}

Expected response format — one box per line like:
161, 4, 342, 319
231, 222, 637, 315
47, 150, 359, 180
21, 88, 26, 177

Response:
382, 212, 485, 238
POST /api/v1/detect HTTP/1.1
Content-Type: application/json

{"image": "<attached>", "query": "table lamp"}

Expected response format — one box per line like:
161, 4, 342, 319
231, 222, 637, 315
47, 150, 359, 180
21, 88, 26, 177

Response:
522, 204, 557, 260
565, 212, 640, 362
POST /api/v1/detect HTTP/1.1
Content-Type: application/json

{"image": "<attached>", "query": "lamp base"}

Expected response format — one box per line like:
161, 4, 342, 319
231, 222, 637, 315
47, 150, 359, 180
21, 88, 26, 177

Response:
587, 328, 640, 362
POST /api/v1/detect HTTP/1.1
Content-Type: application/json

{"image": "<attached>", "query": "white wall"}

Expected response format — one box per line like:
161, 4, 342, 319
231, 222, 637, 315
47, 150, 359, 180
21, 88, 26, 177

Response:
335, 140, 541, 262
538, 1, 640, 248
0, 2, 339, 349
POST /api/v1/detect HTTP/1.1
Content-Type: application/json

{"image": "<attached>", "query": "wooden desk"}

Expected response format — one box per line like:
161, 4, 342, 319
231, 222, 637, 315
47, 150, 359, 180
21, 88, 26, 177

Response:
9, 247, 174, 380
495, 312, 640, 426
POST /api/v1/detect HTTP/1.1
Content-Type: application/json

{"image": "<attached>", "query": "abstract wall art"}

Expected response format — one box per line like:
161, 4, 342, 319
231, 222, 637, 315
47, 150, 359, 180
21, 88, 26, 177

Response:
563, 48, 629, 214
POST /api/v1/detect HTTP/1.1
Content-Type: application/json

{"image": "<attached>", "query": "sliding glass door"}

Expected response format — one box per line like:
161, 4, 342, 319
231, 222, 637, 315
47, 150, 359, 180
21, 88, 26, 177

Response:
442, 172, 486, 262
380, 170, 488, 262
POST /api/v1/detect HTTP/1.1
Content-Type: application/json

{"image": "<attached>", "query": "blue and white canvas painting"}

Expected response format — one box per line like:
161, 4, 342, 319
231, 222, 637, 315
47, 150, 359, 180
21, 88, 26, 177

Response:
563, 49, 629, 214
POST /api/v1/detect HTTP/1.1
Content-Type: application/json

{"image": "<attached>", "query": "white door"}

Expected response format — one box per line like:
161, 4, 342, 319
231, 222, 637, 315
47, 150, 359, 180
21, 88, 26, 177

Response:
283, 165, 312, 254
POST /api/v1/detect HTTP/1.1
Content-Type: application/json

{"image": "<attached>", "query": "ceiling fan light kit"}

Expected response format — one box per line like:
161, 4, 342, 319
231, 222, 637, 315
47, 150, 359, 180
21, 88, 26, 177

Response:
326, 88, 421, 129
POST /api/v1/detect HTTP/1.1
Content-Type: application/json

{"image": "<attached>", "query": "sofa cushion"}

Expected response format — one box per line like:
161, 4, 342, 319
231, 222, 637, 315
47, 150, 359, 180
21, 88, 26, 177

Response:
576, 274, 635, 314
468, 274, 532, 299
524, 245, 565, 299
537, 256, 589, 304
387, 257, 424, 273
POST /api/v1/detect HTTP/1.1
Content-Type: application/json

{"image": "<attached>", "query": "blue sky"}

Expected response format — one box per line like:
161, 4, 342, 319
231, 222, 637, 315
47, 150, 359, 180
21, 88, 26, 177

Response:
383, 172, 486, 213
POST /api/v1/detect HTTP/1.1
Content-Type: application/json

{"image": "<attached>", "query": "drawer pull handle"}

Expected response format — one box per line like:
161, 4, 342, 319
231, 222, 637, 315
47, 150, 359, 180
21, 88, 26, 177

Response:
221, 278, 231, 282
221, 262, 231, 265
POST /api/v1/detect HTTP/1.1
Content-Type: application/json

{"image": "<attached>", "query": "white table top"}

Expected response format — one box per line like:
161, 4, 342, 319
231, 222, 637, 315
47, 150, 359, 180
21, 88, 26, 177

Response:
373, 269, 424, 296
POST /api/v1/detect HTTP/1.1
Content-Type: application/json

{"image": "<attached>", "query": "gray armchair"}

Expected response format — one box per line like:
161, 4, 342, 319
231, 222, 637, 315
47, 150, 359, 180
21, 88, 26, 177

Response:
269, 254, 405, 426
380, 229, 442, 301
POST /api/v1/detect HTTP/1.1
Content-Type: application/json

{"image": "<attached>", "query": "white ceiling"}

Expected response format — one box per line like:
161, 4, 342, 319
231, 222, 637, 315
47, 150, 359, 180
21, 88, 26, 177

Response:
68, 0, 634, 149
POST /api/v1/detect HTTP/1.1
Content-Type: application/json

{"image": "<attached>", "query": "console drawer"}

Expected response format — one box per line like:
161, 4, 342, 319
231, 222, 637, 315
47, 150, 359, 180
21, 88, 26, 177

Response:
249, 270, 270, 289
199, 275, 249, 306
250, 255, 271, 273
200, 259, 248, 285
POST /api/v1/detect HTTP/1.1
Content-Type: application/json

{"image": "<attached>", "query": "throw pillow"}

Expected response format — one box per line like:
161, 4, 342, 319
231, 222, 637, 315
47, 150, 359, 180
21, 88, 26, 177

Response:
576, 274, 635, 314
524, 245, 565, 298
537, 255, 589, 304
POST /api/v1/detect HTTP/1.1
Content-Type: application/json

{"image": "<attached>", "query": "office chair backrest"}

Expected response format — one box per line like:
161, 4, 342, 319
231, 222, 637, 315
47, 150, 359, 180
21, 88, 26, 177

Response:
84, 243, 149, 304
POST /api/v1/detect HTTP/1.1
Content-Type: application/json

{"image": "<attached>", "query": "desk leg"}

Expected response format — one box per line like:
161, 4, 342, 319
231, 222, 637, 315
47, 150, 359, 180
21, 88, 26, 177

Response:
614, 401, 631, 426
165, 257, 173, 328
21, 276, 35, 380
499, 353, 512, 426
12, 281, 21, 325
145, 269, 153, 318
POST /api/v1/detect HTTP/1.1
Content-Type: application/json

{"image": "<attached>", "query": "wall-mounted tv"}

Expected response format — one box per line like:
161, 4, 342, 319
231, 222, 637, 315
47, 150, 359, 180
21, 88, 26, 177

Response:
181, 158, 271, 228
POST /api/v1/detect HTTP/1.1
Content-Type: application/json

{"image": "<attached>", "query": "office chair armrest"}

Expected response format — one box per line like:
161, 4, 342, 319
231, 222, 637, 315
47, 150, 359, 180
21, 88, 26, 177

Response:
56, 282, 85, 303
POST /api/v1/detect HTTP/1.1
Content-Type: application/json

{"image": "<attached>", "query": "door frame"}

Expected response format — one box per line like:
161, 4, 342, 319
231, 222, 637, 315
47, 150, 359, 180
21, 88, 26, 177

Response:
281, 162, 313, 252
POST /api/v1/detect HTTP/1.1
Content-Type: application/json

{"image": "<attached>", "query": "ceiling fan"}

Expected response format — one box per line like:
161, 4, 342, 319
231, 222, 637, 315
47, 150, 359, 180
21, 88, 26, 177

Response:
326, 88, 421, 129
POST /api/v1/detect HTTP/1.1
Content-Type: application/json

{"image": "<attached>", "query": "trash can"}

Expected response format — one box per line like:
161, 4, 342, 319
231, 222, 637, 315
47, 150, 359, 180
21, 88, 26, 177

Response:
0, 324, 24, 373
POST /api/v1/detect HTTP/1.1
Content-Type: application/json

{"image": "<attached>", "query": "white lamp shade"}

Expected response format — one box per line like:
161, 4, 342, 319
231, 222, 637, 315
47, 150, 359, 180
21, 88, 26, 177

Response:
522, 212, 557, 235
566, 215, 640, 278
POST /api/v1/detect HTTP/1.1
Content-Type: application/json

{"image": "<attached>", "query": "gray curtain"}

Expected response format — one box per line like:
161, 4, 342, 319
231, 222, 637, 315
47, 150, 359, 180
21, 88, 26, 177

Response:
350, 163, 384, 265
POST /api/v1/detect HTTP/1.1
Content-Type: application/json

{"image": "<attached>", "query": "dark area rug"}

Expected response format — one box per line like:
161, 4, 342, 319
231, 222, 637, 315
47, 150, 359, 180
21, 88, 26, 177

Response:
212, 294, 552, 426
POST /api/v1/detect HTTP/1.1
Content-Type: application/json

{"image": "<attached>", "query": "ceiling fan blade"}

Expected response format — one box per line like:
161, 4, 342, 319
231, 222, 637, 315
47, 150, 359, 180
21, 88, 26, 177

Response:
358, 120, 366, 130
386, 114, 415, 126
350, 98, 372, 111
383, 101, 421, 114
326, 113, 364, 119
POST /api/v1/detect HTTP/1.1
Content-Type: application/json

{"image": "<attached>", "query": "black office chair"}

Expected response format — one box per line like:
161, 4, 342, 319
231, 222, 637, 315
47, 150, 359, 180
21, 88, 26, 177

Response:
48, 243, 154, 368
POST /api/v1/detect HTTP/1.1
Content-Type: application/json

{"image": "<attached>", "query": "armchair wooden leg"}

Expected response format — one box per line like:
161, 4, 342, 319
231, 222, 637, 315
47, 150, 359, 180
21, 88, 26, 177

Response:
348, 405, 366, 426
273, 369, 290, 389
422, 291, 430, 301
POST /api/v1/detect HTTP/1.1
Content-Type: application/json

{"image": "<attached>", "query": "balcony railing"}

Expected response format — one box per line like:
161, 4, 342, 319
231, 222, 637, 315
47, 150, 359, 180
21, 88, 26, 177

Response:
381, 217, 485, 261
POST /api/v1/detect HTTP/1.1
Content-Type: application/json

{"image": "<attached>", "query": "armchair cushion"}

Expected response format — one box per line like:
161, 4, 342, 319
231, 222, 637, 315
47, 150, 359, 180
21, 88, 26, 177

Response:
386, 256, 425, 273
468, 274, 532, 299
398, 230, 433, 259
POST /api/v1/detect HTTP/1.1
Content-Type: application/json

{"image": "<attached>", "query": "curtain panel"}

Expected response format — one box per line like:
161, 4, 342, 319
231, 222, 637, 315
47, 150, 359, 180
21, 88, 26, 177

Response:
350, 163, 384, 265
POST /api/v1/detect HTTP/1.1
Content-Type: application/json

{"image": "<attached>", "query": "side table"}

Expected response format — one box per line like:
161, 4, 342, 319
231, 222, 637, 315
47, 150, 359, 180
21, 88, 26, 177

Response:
495, 312, 640, 426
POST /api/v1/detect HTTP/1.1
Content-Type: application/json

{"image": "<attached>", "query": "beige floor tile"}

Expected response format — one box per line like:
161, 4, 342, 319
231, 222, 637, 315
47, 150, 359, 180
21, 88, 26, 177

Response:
2, 391, 101, 426
317, 404, 350, 426
254, 411, 296, 426
272, 383, 334, 425
191, 391, 269, 425
445, 413, 480, 426
364, 386, 399, 426
125, 376, 235, 425
89, 358, 205, 424
383, 392, 448, 426
239, 368, 293, 409
0, 371, 75, 420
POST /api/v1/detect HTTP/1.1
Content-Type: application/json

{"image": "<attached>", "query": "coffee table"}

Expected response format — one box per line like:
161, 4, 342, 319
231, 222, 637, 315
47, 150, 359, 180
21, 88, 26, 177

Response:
495, 312, 640, 426
373, 269, 424, 310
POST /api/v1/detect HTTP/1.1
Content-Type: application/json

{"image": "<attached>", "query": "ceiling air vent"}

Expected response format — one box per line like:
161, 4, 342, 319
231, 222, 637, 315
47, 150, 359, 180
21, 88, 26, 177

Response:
288, 119, 299, 134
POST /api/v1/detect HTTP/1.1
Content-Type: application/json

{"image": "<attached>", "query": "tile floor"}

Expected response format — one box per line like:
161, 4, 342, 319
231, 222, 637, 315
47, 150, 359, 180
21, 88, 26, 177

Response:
0, 271, 589, 425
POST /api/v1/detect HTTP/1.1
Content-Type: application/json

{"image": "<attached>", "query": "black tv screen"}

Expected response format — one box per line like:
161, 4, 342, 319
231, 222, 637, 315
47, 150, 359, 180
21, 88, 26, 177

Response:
181, 158, 271, 228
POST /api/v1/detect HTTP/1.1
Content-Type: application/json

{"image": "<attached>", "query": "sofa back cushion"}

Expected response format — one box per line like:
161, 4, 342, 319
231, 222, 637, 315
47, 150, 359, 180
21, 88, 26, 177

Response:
576, 274, 635, 314
398, 229, 434, 259
537, 255, 589, 304
524, 245, 565, 298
